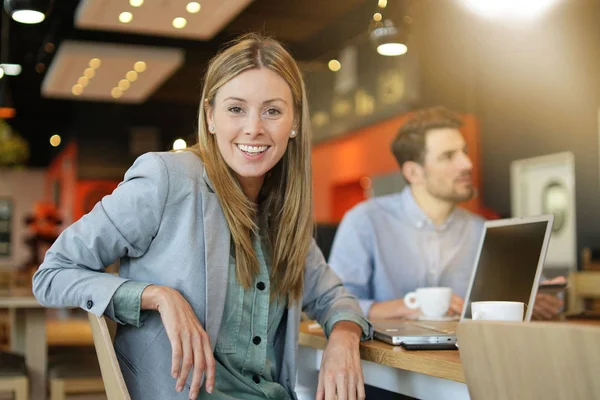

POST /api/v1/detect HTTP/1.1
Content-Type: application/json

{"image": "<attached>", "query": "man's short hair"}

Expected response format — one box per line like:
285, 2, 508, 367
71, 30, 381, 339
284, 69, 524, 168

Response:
391, 106, 463, 168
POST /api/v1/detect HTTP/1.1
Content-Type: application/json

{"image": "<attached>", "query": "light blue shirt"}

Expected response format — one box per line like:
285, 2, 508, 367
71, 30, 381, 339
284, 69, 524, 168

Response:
329, 187, 485, 316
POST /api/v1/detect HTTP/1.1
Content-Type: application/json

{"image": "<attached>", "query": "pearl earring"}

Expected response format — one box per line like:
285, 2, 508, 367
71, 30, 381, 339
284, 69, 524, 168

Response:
209, 125, 215, 133
290, 129, 297, 138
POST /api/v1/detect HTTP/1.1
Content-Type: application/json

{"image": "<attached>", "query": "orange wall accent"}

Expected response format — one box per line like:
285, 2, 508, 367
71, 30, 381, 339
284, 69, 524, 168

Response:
312, 113, 482, 223
46, 142, 78, 224
74, 180, 120, 221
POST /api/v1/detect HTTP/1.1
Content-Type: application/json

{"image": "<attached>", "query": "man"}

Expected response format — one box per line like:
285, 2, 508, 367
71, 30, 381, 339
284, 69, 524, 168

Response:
329, 106, 562, 321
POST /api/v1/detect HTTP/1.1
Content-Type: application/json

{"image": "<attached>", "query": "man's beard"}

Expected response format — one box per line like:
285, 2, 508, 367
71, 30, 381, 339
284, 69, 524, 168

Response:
426, 177, 475, 204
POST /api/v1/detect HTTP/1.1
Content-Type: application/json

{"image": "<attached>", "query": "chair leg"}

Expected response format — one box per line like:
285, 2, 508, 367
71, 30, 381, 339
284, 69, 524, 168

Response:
50, 379, 66, 400
14, 377, 29, 400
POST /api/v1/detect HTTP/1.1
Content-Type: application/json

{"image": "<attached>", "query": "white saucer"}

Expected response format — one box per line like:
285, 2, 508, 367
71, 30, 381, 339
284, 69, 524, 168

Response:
418, 315, 459, 322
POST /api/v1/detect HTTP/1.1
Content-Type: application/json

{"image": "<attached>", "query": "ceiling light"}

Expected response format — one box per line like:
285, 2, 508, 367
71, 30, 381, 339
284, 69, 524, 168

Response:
84, 68, 95, 79
129, 0, 143, 7
373, 13, 382, 21
133, 61, 146, 73
111, 87, 123, 99
378, 0, 387, 8
118, 79, 131, 91
126, 70, 138, 81
377, 43, 408, 56
119, 11, 133, 24
369, 19, 408, 56
461, 0, 563, 19
0, 64, 22, 76
173, 138, 187, 151
328, 60, 341, 72
77, 77, 89, 87
50, 134, 61, 147
172, 17, 187, 29
71, 84, 83, 96
186, 2, 201, 13
89, 58, 101, 69
4, 0, 53, 24
0, 69, 3, 80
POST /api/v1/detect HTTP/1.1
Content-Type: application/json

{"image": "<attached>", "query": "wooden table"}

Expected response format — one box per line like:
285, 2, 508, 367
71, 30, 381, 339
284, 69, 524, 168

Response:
296, 320, 469, 400
0, 289, 48, 400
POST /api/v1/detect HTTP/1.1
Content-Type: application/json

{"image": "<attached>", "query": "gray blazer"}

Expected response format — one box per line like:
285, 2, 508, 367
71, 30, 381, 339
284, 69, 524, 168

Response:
33, 151, 369, 399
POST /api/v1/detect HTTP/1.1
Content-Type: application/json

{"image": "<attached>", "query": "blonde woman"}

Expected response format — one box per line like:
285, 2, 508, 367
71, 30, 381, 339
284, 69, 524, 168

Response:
33, 34, 371, 400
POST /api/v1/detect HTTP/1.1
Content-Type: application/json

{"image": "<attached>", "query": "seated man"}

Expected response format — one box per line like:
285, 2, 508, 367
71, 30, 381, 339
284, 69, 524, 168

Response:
329, 106, 562, 321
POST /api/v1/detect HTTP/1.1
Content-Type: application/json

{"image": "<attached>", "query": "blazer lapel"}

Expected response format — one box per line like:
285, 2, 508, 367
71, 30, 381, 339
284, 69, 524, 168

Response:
202, 169, 230, 352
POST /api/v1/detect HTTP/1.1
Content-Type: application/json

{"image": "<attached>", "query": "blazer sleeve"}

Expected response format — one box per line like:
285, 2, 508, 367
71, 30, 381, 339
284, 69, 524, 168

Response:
32, 152, 169, 319
301, 239, 373, 339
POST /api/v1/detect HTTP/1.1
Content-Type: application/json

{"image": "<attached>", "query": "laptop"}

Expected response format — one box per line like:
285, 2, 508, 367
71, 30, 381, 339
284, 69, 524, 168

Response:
373, 214, 554, 349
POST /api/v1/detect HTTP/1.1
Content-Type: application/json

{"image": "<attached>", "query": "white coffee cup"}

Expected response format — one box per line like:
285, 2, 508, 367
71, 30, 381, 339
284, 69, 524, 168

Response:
404, 287, 452, 317
471, 301, 525, 321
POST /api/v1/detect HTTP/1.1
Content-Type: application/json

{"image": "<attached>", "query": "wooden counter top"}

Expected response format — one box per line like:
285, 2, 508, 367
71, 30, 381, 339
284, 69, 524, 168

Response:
299, 320, 466, 383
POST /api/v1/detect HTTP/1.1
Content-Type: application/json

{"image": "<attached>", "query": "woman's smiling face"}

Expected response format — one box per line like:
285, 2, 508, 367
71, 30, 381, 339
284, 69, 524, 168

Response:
206, 67, 296, 197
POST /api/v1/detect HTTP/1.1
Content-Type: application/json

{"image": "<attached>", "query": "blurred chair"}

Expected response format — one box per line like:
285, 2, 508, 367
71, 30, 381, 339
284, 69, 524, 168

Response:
457, 320, 600, 400
88, 313, 130, 400
314, 223, 339, 262
48, 346, 104, 400
567, 270, 600, 315
0, 351, 28, 400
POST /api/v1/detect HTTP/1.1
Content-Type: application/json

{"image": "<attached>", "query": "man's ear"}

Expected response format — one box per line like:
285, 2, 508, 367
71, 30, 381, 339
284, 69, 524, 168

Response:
402, 161, 425, 185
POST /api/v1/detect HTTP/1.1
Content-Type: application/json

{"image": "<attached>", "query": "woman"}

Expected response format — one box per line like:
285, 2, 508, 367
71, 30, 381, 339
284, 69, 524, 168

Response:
33, 34, 371, 400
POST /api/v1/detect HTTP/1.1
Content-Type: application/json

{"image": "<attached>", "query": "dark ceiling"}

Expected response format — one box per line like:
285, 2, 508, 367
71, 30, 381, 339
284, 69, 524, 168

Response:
1, 0, 389, 167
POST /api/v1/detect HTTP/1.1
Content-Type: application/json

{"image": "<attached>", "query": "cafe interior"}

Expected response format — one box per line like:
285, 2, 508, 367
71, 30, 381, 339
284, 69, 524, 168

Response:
1, 0, 600, 399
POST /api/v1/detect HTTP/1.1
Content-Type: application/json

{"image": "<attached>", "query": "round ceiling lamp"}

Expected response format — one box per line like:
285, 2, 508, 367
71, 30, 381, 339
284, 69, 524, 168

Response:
4, 0, 53, 24
369, 19, 408, 56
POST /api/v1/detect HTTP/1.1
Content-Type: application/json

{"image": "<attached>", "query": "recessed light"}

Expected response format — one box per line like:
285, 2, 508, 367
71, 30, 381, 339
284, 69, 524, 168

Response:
0, 64, 21, 76
111, 87, 123, 99
118, 79, 131, 91
186, 2, 201, 13
89, 58, 102, 69
50, 135, 62, 147
126, 70, 138, 82
373, 13, 382, 21
328, 60, 341, 72
72, 84, 83, 96
130, 0, 144, 7
172, 17, 187, 29
378, 0, 387, 8
77, 77, 89, 87
119, 12, 133, 24
133, 61, 146, 73
84, 68, 95, 79
11, 10, 45, 24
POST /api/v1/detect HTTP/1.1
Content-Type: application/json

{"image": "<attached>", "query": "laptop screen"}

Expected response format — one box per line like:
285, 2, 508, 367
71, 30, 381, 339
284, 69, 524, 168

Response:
462, 220, 550, 319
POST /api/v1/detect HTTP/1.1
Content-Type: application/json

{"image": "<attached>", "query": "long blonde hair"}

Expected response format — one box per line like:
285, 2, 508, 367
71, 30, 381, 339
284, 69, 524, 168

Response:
193, 33, 313, 303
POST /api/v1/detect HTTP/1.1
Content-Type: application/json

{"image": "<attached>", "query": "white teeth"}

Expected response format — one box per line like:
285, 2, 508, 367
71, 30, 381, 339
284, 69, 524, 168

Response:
237, 144, 269, 154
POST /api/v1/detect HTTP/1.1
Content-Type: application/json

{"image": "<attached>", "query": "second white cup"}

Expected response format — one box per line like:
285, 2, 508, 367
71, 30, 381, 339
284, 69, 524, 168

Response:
471, 301, 525, 321
404, 287, 452, 317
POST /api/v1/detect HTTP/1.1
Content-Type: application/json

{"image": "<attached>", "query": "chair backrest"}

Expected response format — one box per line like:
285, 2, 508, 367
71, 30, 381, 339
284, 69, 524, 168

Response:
567, 271, 600, 314
457, 321, 600, 400
87, 313, 131, 400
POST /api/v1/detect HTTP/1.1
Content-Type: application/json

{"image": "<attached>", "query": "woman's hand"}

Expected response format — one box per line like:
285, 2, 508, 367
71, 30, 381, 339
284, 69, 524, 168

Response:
142, 285, 215, 399
317, 321, 365, 400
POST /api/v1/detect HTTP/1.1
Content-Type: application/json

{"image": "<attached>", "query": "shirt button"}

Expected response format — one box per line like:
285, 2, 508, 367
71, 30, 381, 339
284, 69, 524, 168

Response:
86, 300, 94, 309
252, 375, 260, 384
256, 282, 266, 291
253, 336, 261, 345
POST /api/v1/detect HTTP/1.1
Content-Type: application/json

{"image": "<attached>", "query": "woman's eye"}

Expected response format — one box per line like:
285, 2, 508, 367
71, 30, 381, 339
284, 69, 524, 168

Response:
228, 106, 243, 113
266, 108, 281, 116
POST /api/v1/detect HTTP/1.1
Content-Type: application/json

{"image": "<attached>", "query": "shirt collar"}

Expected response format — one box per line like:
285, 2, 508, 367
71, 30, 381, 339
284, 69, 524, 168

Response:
399, 187, 458, 231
